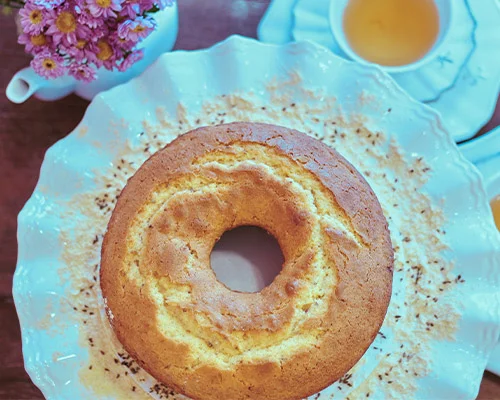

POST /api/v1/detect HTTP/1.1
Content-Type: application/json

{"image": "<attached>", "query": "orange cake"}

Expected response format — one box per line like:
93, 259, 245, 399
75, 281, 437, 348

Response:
100, 122, 394, 400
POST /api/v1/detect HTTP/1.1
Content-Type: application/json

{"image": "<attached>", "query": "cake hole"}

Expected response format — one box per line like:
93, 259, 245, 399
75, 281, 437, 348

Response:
210, 226, 284, 293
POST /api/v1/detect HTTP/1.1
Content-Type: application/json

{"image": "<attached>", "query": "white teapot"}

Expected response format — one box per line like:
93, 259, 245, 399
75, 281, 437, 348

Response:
6, 4, 178, 103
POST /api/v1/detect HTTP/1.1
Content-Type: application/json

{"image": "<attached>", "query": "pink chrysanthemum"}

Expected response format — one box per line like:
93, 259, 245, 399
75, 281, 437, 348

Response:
18, 33, 52, 54
62, 38, 98, 62
92, 39, 118, 70
76, 7, 104, 29
23, 0, 175, 80
32, 0, 65, 9
118, 48, 144, 72
31, 50, 66, 79
120, 0, 153, 19
109, 30, 135, 51
45, 6, 91, 46
119, 2, 139, 19
118, 16, 155, 42
92, 23, 112, 41
69, 63, 96, 82
86, 0, 123, 18
19, 3, 47, 35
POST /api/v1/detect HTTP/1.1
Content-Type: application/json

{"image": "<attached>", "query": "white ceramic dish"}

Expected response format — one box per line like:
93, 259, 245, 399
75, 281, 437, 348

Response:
258, 0, 500, 142
14, 36, 500, 399
460, 127, 500, 377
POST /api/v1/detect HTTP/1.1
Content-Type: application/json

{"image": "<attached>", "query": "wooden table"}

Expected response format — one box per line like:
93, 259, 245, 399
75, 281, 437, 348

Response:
0, 1, 499, 398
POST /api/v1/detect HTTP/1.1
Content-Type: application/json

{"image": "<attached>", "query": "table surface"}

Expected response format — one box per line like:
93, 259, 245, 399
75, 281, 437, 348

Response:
1, 1, 499, 399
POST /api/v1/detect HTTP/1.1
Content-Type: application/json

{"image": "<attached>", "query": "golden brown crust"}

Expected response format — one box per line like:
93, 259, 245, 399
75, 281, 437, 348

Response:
100, 122, 394, 400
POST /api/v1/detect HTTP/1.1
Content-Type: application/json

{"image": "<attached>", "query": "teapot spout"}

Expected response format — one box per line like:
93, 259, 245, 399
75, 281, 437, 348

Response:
6, 67, 76, 103
6, 68, 40, 104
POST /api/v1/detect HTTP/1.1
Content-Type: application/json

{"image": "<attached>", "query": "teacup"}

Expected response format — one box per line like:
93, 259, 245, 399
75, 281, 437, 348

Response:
329, 0, 453, 74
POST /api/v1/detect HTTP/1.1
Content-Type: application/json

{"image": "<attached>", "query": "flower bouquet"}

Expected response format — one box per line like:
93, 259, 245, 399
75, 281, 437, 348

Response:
2, 0, 175, 82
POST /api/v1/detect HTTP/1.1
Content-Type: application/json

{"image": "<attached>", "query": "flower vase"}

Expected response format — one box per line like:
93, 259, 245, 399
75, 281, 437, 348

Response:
6, 3, 178, 103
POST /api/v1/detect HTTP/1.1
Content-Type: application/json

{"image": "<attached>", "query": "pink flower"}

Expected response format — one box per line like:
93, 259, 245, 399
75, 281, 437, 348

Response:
76, 8, 104, 29
120, 2, 139, 19
62, 39, 98, 62
109, 30, 135, 51
31, 50, 66, 79
118, 17, 155, 42
92, 40, 118, 70
45, 6, 91, 46
32, 0, 65, 9
87, 24, 111, 43
19, 0, 169, 81
19, 3, 47, 35
118, 48, 143, 72
120, 0, 153, 18
86, 0, 123, 18
69, 63, 96, 82
18, 33, 52, 54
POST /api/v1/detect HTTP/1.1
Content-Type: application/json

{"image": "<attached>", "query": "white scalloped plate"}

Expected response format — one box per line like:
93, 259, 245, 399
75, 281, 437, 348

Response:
258, 0, 500, 142
14, 36, 500, 399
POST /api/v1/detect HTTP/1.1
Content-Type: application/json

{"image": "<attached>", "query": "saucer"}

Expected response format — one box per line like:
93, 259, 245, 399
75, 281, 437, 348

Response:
459, 127, 500, 377
258, 0, 500, 142
292, 0, 474, 103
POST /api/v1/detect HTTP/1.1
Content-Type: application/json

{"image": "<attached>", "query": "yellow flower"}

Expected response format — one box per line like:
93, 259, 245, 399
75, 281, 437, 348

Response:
29, 9, 43, 24
42, 57, 58, 72
30, 34, 47, 47
56, 11, 76, 34
132, 25, 147, 34
76, 39, 87, 50
97, 41, 113, 61
96, 0, 111, 7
